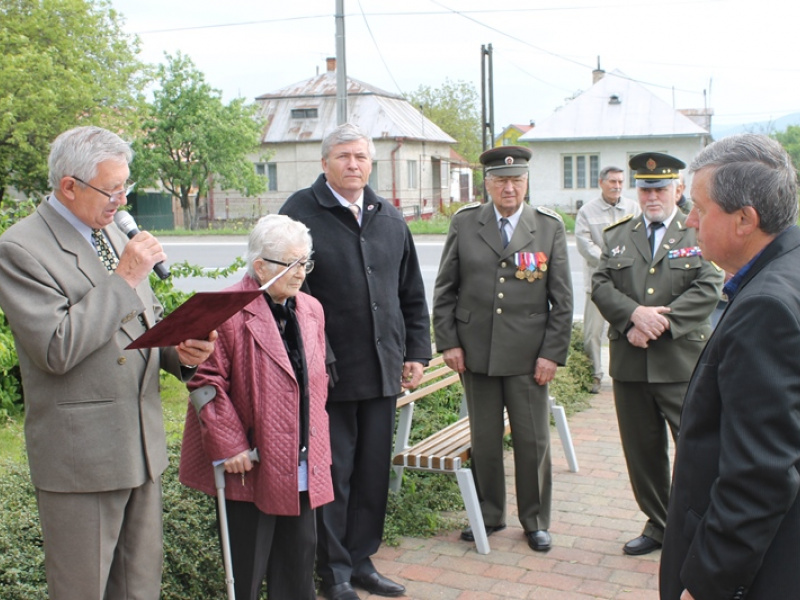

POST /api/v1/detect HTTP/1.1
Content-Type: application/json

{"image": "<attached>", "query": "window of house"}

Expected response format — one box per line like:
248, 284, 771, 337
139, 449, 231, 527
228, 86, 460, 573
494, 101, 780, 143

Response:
562, 154, 600, 189
408, 160, 418, 189
255, 162, 278, 191
369, 162, 378, 189
290, 108, 318, 119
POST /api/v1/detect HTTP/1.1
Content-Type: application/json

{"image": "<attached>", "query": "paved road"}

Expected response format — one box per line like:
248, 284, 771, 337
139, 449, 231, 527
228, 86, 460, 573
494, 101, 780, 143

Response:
160, 234, 587, 319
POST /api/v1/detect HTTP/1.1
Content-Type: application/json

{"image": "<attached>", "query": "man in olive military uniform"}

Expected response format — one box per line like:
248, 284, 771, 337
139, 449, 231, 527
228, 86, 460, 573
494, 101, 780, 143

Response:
433, 146, 573, 553
592, 152, 722, 556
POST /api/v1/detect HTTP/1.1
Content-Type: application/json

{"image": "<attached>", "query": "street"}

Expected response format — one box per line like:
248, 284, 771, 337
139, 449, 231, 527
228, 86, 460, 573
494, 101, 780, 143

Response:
161, 235, 586, 319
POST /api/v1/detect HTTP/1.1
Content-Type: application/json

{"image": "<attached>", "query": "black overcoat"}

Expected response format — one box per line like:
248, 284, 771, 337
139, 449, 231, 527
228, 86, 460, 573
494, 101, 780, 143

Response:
280, 174, 431, 402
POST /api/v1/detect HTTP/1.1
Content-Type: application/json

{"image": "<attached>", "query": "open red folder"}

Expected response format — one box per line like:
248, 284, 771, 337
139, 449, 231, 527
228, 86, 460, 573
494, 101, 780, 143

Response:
126, 259, 301, 350
126, 289, 262, 349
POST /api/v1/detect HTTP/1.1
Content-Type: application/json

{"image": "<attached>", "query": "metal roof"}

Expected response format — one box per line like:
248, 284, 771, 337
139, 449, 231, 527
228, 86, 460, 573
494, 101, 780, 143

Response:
520, 70, 708, 142
256, 72, 455, 144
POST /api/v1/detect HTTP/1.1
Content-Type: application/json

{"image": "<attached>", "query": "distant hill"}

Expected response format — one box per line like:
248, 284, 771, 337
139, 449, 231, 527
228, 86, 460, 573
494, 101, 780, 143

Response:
712, 112, 800, 139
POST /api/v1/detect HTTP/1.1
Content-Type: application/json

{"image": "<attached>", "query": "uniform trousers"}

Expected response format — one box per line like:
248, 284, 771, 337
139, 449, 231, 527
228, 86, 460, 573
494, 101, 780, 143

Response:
583, 292, 607, 379
37, 479, 163, 600
316, 396, 396, 586
224, 494, 316, 600
462, 370, 552, 532
612, 380, 685, 542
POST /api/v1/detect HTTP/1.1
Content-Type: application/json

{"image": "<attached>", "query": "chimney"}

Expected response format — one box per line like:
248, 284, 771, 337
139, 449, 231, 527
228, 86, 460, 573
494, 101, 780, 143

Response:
326, 57, 336, 72
592, 56, 605, 84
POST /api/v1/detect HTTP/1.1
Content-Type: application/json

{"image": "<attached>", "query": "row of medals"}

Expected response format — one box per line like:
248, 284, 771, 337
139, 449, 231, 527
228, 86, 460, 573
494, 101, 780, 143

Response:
515, 263, 547, 282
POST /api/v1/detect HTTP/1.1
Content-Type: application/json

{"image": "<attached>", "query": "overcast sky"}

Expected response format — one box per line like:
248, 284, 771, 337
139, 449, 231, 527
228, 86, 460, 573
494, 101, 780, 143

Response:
110, 0, 799, 134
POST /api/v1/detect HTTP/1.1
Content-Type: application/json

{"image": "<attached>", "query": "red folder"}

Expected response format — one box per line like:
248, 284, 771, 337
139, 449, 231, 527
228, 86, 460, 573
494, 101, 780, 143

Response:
126, 289, 261, 349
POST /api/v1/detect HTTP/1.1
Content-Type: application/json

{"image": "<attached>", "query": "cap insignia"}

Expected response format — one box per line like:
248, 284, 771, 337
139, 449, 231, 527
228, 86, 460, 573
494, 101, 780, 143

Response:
646, 158, 657, 171
505, 156, 514, 165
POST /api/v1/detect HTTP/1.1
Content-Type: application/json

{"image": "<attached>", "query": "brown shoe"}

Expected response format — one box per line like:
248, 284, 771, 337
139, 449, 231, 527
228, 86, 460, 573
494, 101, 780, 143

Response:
589, 377, 601, 394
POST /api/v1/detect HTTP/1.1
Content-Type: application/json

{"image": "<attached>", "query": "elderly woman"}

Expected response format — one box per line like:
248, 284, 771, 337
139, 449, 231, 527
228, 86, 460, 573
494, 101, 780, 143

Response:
179, 214, 332, 600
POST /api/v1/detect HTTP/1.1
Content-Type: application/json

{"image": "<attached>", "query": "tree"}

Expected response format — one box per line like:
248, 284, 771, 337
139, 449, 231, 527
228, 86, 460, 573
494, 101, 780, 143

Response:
773, 125, 800, 171
406, 79, 482, 166
132, 52, 267, 230
0, 0, 147, 202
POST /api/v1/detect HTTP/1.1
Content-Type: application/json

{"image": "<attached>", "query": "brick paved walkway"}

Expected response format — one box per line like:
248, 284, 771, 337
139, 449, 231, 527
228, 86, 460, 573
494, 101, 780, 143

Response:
326, 370, 663, 600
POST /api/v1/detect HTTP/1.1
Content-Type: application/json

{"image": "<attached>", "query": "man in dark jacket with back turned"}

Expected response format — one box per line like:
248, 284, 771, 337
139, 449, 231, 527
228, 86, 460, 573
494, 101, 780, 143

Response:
280, 123, 431, 600
660, 134, 800, 600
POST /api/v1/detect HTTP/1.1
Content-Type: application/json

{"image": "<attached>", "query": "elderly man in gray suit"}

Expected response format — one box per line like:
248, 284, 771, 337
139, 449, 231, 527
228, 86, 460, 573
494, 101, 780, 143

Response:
433, 146, 573, 553
0, 126, 216, 599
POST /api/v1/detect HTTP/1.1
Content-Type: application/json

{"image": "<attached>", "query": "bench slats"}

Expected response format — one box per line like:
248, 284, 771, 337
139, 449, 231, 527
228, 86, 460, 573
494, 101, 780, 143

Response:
393, 410, 510, 472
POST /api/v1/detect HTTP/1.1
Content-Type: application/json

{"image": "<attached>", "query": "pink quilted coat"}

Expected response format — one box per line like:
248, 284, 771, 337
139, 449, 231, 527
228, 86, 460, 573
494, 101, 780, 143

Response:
179, 275, 333, 515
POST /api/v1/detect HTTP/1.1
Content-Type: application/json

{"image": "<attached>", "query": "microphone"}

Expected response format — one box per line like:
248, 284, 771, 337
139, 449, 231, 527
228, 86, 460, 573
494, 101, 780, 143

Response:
113, 211, 171, 280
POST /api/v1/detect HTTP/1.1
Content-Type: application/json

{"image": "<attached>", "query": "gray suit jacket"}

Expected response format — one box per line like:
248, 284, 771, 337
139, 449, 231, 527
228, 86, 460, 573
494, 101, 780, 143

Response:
433, 202, 573, 375
0, 201, 185, 493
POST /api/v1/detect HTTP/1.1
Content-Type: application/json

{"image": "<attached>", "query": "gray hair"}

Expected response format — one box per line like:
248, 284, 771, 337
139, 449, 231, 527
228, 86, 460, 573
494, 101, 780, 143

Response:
48, 126, 133, 190
689, 134, 798, 235
599, 166, 624, 181
246, 215, 312, 278
321, 123, 376, 159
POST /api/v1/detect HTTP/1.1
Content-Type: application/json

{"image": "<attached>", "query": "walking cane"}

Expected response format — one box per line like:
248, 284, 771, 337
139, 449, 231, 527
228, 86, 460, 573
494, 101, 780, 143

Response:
190, 385, 260, 600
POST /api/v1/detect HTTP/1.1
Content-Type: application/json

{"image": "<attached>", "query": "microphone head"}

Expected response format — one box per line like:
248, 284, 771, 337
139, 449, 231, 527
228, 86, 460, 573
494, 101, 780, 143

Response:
113, 210, 138, 235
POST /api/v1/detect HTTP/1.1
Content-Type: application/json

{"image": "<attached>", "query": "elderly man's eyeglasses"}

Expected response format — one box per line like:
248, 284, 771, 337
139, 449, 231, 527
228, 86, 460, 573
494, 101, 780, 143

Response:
261, 257, 315, 273
72, 176, 136, 202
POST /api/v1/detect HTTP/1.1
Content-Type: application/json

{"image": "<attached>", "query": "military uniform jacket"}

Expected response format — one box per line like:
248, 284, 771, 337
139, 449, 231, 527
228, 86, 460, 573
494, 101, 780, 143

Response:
591, 214, 722, 383
433, 202, 573, 376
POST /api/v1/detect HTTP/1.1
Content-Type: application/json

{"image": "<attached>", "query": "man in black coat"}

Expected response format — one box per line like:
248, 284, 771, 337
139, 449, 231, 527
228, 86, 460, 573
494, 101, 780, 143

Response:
660, 134, 800, 599
280, 123, 431, 600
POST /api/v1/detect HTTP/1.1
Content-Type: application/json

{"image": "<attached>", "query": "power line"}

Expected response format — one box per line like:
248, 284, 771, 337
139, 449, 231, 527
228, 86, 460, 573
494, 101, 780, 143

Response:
356, 0, 405, 96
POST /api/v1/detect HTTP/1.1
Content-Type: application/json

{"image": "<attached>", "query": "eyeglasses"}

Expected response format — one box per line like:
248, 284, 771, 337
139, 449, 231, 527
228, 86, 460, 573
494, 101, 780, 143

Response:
261, 257, 315, 273
72, 176, 136, 202
487, 176, 528, 188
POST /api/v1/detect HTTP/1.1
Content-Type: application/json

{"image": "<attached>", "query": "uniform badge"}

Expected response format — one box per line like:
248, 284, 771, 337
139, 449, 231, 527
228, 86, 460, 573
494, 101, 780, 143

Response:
611, 245, 626, 256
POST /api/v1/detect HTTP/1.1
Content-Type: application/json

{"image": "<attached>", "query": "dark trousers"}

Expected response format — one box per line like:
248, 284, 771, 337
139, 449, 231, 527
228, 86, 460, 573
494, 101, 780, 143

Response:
316, 396, 396, 586
612, 380, 685, 543
222, 494, 316, 600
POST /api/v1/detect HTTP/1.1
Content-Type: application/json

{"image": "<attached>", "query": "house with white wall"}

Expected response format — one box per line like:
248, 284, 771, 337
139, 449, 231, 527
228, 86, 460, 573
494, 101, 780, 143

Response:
518, 69, 712, 212
208, 59, 459, 222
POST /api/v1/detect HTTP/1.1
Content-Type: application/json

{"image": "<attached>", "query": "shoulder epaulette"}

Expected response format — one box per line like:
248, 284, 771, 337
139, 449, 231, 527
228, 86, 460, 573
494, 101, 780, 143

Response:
455, 202, 481, 214
710, 261, 723, 272
536, 206, 563, 222
603, 213, 634, 231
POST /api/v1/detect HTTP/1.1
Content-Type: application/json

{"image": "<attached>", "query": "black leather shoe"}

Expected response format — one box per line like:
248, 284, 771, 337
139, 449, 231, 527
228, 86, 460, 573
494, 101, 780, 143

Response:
320, 581, 360, 600
460, 523, 506, 542
351, 571, 405, 597
623, 535, 662, 556
526, 529, 552, 552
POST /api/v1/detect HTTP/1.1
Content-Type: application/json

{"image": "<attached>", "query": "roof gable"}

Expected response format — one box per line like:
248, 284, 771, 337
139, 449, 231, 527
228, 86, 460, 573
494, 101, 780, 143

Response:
520, 70, 707, 142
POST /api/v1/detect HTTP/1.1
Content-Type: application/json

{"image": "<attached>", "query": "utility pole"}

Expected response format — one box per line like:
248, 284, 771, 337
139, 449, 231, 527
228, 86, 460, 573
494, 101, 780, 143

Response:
480, 44, 495, 152
335, 0, 347, 125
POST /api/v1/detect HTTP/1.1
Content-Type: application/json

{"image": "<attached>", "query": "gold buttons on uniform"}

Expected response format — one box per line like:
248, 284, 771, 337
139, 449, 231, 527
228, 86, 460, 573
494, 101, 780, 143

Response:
649, 268, 656, 274
117, 357, 127, 365
500, 261, 507, 268
499, 277, 505, 283
498, 293, 504, 299
647, 288, 655, 295
496, 308, 502, 314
